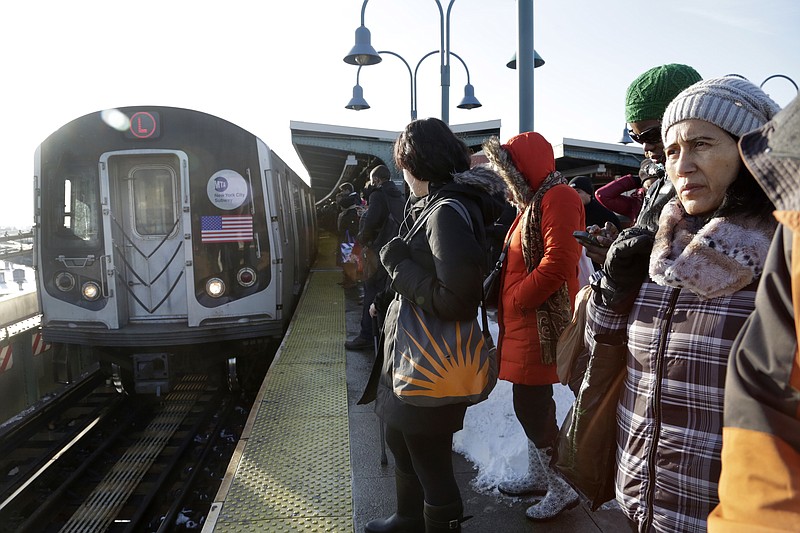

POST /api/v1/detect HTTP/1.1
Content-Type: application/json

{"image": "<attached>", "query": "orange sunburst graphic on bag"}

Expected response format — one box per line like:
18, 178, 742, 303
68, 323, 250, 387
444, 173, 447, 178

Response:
394, 304, 490, 399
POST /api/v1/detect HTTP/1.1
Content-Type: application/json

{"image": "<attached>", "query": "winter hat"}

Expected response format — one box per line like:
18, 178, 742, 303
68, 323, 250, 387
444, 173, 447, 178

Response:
662, 76, 781, 141
739, 93, 800, 211
569, 175, 594, 196
625, 64, 702, 123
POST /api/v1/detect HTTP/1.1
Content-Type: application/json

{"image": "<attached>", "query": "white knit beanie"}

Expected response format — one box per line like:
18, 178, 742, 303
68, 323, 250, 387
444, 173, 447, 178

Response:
662, 76, 781, 141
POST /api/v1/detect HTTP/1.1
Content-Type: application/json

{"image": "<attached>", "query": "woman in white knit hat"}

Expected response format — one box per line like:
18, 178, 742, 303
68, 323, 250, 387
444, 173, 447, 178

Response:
584, 76, 781, 532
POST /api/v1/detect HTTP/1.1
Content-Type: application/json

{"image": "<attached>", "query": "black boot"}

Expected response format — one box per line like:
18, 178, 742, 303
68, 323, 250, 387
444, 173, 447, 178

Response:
364, 468, 424, 533
423, 500, 466, 532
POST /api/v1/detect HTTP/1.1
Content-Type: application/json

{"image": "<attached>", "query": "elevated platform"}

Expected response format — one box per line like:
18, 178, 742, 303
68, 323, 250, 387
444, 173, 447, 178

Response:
204, 232, 629, 532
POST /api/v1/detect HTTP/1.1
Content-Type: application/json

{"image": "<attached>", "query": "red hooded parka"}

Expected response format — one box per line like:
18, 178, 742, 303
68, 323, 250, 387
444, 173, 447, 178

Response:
490, 132, 585, 385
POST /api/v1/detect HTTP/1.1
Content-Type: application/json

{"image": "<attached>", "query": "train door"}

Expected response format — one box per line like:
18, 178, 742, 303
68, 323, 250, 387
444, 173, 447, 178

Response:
100, 150, 189, 323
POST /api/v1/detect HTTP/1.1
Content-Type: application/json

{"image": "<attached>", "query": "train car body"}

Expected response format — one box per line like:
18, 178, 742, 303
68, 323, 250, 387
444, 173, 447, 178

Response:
34, 106, 316, 393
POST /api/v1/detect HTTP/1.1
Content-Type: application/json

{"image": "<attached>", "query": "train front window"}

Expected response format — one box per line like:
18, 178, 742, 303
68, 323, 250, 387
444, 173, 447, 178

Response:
55, 174, 100, 246
130, 165, 176, 236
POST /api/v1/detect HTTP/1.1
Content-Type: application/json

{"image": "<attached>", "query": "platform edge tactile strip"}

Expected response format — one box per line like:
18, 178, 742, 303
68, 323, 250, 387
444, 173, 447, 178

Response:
207, 270, 354, 532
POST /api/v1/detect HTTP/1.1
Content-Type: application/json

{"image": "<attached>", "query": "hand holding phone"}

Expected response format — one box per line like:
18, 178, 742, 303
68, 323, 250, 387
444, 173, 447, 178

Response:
573, 230, 602, 247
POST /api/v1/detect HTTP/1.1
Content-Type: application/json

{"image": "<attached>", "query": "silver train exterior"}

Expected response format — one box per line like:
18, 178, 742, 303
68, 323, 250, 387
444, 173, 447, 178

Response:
33, 106, 317, 393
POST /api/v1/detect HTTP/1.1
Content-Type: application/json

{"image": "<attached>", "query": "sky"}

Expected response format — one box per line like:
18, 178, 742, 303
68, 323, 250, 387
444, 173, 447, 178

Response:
1, 0, 798, 228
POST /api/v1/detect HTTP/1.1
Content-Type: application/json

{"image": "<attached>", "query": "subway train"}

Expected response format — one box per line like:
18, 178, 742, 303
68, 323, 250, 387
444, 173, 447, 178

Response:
33, 106, 317, 394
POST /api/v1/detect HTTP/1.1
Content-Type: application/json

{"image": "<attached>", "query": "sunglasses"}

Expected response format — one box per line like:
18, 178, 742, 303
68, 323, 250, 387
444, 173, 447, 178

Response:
628, 126, 662, 145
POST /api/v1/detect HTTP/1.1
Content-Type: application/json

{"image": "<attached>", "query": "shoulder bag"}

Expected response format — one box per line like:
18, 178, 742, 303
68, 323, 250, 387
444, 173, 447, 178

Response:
391, 198, 497, 407
554, 334, 627, 510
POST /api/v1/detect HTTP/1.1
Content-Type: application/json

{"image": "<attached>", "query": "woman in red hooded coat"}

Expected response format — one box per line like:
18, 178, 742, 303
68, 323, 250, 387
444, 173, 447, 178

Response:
483, 132, 585, 521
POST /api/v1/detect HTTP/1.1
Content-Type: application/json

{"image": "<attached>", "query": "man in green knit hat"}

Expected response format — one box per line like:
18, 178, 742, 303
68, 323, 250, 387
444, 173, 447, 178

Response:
583, 63, 702, 267
623, 63, 702, 229
581, 64, 702, 318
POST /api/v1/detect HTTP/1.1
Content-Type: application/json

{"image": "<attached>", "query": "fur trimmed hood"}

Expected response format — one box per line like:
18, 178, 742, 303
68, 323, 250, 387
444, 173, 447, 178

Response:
482, 133, 555, 208
650, 200, 777, 299
427, 163, 507, 228
451, 163, 507, 198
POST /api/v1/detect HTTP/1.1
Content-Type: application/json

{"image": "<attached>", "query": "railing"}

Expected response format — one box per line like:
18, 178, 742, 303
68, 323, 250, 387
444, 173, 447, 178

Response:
0, 231, 33, 263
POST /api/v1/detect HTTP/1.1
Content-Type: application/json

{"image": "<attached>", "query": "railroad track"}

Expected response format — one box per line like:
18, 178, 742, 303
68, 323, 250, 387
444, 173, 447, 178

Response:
0, 373, 251, 532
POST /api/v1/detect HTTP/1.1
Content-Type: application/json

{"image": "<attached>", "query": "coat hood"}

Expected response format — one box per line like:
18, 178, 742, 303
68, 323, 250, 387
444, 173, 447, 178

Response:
482, 132, 555, 208
430, 164, 507, 227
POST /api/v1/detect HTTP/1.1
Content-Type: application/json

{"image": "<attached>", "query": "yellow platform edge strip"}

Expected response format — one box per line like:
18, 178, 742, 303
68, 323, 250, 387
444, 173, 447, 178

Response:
203, 269, 352, 532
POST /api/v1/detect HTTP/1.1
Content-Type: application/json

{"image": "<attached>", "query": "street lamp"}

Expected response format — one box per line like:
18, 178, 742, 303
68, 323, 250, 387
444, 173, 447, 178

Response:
505, 51, 545, 69
619, 127, 634, 145
344, 0, 469, 124
346, 50, 482, 121
345, 66, 371, 111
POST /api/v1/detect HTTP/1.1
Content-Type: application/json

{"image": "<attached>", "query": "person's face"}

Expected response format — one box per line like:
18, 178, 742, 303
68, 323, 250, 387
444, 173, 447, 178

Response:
629, 119, 664, 163
574, 188, 591, 205
664, 119, 741, 217
402, 169, 415, 187
403, 168, 430, 197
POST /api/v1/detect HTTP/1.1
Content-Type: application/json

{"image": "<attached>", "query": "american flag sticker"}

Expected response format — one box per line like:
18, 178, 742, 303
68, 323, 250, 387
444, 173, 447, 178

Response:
0, 344, 12, 373
200, 215, 253, 243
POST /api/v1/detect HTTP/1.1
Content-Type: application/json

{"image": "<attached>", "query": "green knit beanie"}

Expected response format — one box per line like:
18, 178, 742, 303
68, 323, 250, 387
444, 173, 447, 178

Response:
625, 64, 702, 123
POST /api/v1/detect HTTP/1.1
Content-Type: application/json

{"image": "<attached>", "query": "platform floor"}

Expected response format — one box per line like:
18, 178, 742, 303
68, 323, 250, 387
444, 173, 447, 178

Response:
205, 232, 630, 532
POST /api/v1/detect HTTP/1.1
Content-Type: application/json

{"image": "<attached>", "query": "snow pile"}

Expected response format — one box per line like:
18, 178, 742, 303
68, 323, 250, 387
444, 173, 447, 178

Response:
452, 318, 576, 492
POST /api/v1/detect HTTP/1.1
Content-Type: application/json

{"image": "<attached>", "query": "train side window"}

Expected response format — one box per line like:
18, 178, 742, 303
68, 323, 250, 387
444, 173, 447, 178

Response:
56, 174, 99, 246
130, 165, 176, 236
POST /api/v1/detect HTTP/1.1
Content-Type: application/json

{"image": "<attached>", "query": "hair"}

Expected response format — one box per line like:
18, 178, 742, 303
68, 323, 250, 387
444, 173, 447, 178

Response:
370, 164, 391, 182
712, 134, 775, 219
339, 182, 354, 194
393, 118, 471, 183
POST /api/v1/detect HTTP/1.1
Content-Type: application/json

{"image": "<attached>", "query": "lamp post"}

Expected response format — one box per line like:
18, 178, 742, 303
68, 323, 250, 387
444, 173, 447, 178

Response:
516, 0, 534, 132
345, 50, 481, 121
345, 0, 473, 124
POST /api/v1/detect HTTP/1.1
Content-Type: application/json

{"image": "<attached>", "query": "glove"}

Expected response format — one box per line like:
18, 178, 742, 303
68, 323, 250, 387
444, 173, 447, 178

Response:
379, 236, 411, 274
639, 158, 665, 185
593, 227, 655, 313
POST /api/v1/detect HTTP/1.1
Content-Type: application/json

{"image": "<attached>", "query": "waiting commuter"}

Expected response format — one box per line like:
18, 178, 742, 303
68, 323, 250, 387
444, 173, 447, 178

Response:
568, 175, 620, 270
594, 164, 661, 228
361, 117, 505, 533
336, 182, 362, 289
345, 165, 404, 351
708, 94, 800, 532
587, 63, 702, 312
483, 132, 584, 520
585, 76, 780, 532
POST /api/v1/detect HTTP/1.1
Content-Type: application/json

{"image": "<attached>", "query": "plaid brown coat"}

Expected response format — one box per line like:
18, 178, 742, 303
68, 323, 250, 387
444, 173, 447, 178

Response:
585, 202, 775, 533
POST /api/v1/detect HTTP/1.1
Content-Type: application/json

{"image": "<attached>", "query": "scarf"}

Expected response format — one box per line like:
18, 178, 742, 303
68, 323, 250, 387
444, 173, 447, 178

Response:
520, 171, 571, 364
650, 200, 776, 300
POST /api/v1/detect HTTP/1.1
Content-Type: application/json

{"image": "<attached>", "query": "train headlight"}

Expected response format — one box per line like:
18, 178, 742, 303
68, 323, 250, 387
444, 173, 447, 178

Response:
81, 281, 101, 301
236, 268, 256, 287
206, 278, 225, 298
55, 272, 76, 292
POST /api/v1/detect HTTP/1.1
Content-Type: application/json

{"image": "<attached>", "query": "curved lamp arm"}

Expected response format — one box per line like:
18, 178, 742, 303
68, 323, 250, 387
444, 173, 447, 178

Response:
378, 51, 416, 120
761, 74, 799, 94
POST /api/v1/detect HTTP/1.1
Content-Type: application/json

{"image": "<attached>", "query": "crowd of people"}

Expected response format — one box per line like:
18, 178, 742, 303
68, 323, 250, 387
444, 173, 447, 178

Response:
325, 64, 799, 533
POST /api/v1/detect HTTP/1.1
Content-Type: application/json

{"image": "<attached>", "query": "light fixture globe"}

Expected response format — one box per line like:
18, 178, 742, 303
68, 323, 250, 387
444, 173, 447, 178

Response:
343, 26, 382, 65
345, 84, 370, 111
457, 84, 481, 110
506, 50, 545, 69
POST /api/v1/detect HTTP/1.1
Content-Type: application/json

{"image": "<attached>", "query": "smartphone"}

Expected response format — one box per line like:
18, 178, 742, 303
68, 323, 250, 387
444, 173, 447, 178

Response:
573, 230, 602, 248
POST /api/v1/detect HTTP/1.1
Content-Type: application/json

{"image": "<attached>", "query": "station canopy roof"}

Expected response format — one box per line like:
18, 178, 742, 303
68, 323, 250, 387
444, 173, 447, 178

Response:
290, 120, 644, 205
